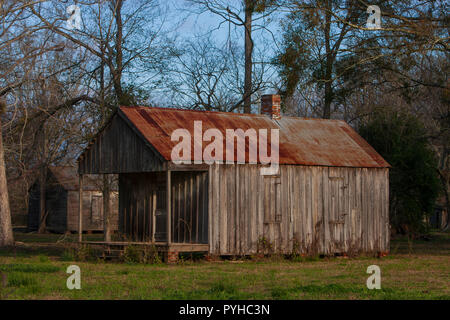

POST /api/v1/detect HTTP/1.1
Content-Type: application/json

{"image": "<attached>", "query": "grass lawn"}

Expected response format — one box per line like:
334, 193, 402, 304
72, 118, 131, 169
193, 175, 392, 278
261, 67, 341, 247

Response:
0, 231, 448, 300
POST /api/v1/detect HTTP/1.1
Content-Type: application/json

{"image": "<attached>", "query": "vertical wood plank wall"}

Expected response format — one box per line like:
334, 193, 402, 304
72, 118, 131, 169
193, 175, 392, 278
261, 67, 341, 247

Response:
119, 172, 166, 242
208, 164, 389, 256
67, 191, 119, 232
79, 115, 164, 174
27, 185, 68, 233
119, 171, 208, 244
171, 172, 209, 244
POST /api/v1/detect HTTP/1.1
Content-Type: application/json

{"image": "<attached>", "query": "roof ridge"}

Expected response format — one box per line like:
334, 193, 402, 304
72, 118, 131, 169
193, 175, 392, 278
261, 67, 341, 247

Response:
120, 106, 263, 117
119, 106, 345, 122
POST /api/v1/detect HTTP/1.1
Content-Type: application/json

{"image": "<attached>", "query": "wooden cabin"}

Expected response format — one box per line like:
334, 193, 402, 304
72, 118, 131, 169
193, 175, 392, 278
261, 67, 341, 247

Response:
28, 166, 119, 233
430, 196, 448, 230
77, 95, 390, 259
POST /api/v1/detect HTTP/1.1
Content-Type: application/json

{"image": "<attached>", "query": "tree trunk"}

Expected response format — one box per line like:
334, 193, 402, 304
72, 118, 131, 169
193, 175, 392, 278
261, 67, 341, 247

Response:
323, 3, 333, 119
243, 1, 253, 114
103, 175, 111, 242
99, 40, 112, 242
38, 166, 47, 233
0, 115, 14, 246
113, 0, 124, 105
323, 82, 332, 119
438, 169, 450, 230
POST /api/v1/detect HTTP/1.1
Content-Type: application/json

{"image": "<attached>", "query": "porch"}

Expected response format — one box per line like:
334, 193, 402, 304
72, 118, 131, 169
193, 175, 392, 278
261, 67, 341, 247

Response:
78, 169, 210, 262
81, 241, 209, 263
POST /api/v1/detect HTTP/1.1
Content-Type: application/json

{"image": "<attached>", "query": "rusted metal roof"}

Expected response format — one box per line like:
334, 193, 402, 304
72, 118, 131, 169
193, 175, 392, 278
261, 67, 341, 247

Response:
117, 106, 389, 168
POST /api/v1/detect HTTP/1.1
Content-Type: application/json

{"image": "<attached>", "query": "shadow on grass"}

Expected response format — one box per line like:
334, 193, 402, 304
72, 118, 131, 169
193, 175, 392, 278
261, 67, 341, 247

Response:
0, 245, 65, 259
268, 283, 446, 300
0, 264, 60, 273
390, 232, 450, 255
160, 280, 247, 300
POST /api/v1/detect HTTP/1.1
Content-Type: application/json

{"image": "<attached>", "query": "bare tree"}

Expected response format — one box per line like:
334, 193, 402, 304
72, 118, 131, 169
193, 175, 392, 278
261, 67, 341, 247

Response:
186, 0, 278, 113
165, 34, 270, 112
0, 99, 13, 246
28, 0, 173, 240
0, 0, 58, 244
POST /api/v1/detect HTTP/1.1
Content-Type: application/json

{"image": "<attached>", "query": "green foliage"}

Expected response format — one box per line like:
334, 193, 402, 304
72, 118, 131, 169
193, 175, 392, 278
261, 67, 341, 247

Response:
359, 109, 441, 234
61, 245, 95, 262
6, 273, 38, 287
273, 16, 311, 98
0, 264, 59, 273
3, 273, 42, 296
290, 255, 321, 263
257, 237, 274, 255
1, 232, 449, 299
121, 245, 161, 264
38, 254, 49, 263
207, 280, 237, 296
121, 245, 141, 264
75, 245, 95, 262
60, 249, 76, 262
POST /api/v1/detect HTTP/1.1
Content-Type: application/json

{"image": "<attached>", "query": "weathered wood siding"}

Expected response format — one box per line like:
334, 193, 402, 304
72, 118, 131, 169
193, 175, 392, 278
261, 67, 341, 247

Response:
27, 183, 68, 233
119, 171, 208, 244
208, 164, 389, 255
28, 184, 118, 233
79, 114, 165, 175
171, 172, 209, 244
27, 182, 42, 231
45, 186, 68, 233
119, 173, 166, 242
67, 190, 119, 232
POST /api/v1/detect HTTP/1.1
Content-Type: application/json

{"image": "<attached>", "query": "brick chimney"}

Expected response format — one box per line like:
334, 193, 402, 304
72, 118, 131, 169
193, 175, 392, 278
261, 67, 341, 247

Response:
261, 94, 281, 120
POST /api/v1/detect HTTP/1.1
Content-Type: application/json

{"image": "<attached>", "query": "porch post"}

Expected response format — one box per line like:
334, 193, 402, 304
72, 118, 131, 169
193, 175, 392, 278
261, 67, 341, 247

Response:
78, 174, 84, 243
152, 191, 156, 243
166, 170, 171, 245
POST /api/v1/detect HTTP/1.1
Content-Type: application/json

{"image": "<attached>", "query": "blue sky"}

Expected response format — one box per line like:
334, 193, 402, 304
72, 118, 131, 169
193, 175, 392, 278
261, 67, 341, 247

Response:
165, 0, 283, 49
146, 0, 285, 104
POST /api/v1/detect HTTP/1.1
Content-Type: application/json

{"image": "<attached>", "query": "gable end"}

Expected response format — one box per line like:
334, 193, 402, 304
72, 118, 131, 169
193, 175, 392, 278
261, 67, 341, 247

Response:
78, 113, 166, 174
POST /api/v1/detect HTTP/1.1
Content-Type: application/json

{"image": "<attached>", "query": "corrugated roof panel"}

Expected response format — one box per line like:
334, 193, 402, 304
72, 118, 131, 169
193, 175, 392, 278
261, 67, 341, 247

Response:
119, 106, 390, 168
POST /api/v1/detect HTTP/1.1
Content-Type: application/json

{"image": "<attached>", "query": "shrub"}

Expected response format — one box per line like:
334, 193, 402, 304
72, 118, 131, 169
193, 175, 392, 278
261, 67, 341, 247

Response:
60, 249, 76, 262
257, 237, 273, 255
60, 245, 95, 262
121, 245, 161, 264
38, 255, 49, 263
359, 109, 441, 235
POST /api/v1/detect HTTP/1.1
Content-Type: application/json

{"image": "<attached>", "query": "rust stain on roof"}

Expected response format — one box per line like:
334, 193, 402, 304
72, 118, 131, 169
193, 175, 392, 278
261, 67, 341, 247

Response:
117, 106, 390, 168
